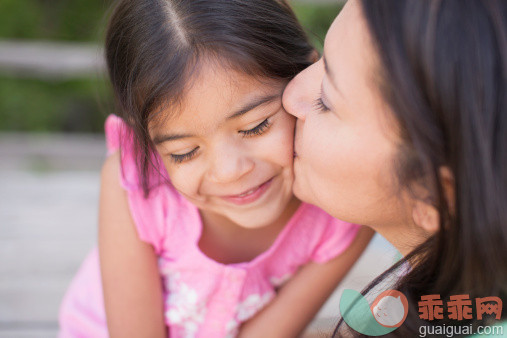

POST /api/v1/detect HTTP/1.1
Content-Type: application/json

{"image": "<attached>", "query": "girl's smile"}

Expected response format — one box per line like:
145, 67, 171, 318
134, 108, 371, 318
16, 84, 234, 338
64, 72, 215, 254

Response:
219, 176, 274, 206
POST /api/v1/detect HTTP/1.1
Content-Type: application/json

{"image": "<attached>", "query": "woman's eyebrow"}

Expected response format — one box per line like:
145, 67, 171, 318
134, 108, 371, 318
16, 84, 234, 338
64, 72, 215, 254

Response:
323, 54, 332, 77
227, 94, 279, 120
323, 53, 344, 97
323, 54, 338, 88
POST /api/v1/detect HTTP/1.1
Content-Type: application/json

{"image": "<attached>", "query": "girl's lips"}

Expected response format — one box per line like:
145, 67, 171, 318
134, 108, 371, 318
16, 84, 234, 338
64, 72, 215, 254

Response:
221, 178, 274, 205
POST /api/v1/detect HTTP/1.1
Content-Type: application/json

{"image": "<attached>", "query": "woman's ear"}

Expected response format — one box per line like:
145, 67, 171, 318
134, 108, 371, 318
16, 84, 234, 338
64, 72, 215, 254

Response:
439, 166, 455, 215
411, 166, 455, 234
412, 200, 439, 234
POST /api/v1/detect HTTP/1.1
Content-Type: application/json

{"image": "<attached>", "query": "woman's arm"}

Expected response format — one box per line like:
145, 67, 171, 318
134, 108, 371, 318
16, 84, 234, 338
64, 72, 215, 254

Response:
98, 152, 166, 338
238, 226, 374, 338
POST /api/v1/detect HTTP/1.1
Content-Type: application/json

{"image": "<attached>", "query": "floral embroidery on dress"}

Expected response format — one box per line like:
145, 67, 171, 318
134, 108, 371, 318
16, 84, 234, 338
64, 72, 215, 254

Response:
224, 319, 240, 338
269, 272, 294, 288
236, 291, 275, 321
224, 291, 276, 337
161, 268, 207, 338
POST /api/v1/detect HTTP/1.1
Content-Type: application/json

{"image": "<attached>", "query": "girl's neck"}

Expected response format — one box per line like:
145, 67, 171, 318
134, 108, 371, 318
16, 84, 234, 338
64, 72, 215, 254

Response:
200, 196, 301, 235
198, 196, 301, 265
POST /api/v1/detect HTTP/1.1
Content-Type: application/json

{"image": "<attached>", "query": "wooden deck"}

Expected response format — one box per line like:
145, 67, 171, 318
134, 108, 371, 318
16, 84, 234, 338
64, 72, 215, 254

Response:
0, 133, 398, 337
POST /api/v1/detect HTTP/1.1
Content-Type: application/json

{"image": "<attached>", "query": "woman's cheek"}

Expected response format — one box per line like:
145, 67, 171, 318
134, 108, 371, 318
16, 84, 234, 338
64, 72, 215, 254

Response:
305, 116, 332, 162
306, 118, 350, 187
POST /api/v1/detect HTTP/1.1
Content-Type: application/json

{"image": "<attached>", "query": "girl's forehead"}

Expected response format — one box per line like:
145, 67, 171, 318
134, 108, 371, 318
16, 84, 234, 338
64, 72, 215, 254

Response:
149, 66, 285, 138
151, 58, 285, 120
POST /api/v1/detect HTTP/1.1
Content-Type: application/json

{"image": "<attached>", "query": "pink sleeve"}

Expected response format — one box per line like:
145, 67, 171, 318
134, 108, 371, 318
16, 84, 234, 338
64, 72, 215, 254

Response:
104, 114, 142, 190
311, 219, 361, 264
104, 114, 122, 156
125, 189, 169, 254
104, 114, 169, 253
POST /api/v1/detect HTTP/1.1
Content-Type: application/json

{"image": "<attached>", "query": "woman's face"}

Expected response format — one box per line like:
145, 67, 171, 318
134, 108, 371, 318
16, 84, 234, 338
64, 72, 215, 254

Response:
283, 0, 413, 230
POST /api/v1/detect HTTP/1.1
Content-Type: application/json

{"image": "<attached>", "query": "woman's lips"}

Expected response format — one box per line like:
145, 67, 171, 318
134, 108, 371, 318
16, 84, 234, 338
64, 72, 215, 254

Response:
221, 178, 274, 205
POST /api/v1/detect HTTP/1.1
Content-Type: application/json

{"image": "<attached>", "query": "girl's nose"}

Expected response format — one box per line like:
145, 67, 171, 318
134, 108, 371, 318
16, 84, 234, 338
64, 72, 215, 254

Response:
207, 143, 254, 184
282, 61, 322, 121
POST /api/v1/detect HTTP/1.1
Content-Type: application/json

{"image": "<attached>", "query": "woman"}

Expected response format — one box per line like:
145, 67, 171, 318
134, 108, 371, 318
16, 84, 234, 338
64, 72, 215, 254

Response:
283, 0, 506, 336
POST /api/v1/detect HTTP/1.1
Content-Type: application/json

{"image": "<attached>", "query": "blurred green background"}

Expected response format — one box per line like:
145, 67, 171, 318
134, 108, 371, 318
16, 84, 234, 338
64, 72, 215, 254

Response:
0, 0, 342, 133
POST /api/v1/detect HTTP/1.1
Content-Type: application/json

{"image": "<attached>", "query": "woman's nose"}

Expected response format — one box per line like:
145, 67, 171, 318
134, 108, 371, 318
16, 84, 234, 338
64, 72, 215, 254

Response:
282, 61, 322, 121
207, 142, 254, 184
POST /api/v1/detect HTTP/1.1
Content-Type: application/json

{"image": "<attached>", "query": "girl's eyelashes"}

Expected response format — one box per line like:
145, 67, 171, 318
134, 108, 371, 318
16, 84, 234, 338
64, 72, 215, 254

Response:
170, 146, 199, 164
239, 118, 271, 137
168, 118, 271, 163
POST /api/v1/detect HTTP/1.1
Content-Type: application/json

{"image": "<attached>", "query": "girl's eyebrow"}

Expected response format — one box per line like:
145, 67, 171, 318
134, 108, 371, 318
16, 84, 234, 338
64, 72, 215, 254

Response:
153, 132, 193, 145
227, 94, 279, 120
153, 94, 279, 145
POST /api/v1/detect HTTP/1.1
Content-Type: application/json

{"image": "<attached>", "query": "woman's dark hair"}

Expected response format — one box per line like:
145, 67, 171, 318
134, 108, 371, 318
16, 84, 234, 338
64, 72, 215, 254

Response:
336, 0, 506, 336
105, 0, 313, 195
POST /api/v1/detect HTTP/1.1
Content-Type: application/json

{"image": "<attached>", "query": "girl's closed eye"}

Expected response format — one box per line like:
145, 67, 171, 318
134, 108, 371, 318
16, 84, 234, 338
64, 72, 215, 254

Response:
170, 147, 199, 164
239, 118, 271, 137
168, 117, 273, 164
169, 118, 272, 164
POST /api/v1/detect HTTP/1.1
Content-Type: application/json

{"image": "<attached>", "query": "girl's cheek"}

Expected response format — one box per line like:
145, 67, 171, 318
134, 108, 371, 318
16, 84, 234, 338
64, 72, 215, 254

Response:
163, 162, 200, 196
266, 117, 295, 165
279, 110, 297, 141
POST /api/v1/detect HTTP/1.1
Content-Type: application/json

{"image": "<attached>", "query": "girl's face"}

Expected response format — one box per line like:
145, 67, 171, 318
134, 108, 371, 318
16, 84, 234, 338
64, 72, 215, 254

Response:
150, 64, 297, 229
283, 1, 414, 233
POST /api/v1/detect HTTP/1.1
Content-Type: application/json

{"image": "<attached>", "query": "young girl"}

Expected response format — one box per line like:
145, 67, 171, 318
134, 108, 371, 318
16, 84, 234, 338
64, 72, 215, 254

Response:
59, 0, 373, 337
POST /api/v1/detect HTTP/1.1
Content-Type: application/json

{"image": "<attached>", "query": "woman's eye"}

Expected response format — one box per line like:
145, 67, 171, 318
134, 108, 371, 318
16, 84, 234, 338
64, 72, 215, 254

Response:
170, 147, 199, 164
239, 118, 271, 137
314, 96, 330, 112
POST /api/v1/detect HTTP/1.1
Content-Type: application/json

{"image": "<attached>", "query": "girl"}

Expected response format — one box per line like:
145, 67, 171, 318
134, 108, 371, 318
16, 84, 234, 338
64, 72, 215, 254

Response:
59, 0, 373, 337
283, 0, 507, 336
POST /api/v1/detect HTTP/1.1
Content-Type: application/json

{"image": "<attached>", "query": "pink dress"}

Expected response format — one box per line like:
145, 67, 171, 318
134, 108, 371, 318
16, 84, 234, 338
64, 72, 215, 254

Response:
59, 115, 360, 338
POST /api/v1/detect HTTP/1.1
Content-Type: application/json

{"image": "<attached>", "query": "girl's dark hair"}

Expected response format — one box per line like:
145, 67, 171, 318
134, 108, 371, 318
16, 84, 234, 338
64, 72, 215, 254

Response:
105, 0, 313, 195
336, 0, 506, 336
